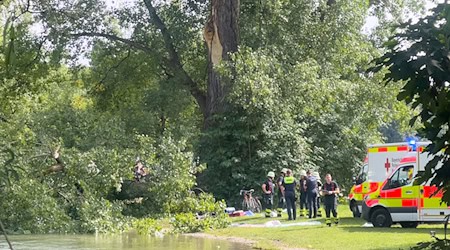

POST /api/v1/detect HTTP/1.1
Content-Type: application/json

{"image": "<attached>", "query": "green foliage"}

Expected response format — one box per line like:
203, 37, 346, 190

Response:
370, 3, 450, 202
131, 218, 162, 235
171, 194, 230, 233
0, 178, 74, 234
126, 135, 205, 216
77, 195, 127, 234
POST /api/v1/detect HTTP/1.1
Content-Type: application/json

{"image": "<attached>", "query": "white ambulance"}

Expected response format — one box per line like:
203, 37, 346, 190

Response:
349, 142, 417, 217
362, 142, 449, 228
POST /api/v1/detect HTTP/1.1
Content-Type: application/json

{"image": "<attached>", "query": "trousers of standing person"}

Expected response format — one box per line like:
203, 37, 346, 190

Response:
324, 194, 337, 218
299, 191, 308, 216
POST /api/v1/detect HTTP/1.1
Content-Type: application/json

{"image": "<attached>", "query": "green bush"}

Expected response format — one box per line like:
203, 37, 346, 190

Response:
131, 218, 162, 235
171, 193, 230, 233
0, 179, 74, 234
77, 195, 127, 234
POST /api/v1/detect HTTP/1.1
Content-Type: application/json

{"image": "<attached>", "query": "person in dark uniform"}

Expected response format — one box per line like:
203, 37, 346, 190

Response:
306, 170, 318, 218
281, 169, 297, 220
262, 171, 275, 218
299, 170, 308, 217
276, 168, 288, 217
322, 173, 340, 226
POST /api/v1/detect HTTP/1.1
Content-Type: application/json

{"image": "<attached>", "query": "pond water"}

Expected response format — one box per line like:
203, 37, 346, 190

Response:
0, 233, 249, 250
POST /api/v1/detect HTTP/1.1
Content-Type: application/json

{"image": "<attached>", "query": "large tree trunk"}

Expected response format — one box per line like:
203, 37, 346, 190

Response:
203, 0, 239, 123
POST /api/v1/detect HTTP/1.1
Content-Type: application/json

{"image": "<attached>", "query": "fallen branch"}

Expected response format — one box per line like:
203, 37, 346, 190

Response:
0, 219, 13, 250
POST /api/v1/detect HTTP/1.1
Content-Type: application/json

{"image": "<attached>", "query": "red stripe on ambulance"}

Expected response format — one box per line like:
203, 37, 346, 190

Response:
402, 199, 417, 207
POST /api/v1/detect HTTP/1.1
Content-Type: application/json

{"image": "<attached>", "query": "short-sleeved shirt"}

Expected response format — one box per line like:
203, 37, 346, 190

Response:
282, 176, 297, 193
323, 181, 339, 203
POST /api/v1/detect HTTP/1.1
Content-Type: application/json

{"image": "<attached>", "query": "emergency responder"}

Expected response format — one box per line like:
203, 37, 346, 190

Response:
262, 171, 275, 218
276, 168, 288, 217
306, 170, 318, 218
322, 173, 340, 226
314, 171, 323, 217
299, 170, 308, 217
281, 169, 297, 220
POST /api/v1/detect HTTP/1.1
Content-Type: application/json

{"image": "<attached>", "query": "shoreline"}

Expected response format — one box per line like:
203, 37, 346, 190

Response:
185, 232, 307, 250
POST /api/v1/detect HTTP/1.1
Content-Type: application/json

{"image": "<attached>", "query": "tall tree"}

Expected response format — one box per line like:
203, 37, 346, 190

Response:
25, 0, 239, 126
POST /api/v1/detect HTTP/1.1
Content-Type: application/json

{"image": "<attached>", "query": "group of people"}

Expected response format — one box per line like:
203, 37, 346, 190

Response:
261, 168, 340, 226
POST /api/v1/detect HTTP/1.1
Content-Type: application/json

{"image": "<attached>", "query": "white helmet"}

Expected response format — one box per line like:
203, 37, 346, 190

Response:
300, 170, 307, 176
267, 171, 275, 178
313, 171, 320, 179
281, 168, 288, 174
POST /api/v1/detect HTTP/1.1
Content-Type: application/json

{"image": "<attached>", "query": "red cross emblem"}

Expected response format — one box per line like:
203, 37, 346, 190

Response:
385, 158, 391, 173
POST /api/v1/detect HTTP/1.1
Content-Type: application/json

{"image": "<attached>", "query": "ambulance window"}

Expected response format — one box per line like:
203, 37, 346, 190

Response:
356, 164, 368, 185
386, 165, 414, 189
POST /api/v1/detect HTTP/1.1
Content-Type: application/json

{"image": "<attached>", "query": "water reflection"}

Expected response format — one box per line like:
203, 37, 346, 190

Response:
0, 234, 249, 250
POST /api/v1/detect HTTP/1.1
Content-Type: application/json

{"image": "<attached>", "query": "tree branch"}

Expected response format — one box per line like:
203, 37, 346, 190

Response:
143, 0, 207, 118
70, 32, 155, 54
98, 49, 132, 84
143, 0, 181, 68
0, 219, 13, 250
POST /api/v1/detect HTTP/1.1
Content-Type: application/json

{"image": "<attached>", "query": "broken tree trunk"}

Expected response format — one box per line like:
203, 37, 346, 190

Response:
203, 0, 240, 124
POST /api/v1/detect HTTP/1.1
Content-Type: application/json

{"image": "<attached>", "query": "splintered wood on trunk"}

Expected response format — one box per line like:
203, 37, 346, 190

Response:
203, 0, 239, 121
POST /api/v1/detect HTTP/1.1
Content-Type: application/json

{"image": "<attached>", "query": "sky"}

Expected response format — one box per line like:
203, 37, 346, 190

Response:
362, 0, 442, 34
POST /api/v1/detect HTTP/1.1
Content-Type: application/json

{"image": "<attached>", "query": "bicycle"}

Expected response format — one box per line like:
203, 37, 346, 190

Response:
240, 189, 262, 213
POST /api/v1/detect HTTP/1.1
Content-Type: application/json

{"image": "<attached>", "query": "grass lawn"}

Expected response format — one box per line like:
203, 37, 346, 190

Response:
208, 205, 448, 250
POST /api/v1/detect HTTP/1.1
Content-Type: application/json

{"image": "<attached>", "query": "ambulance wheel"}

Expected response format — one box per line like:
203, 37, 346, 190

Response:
350, 201, 361, 218
370, 208, 392, 227
400, 222, 418, 228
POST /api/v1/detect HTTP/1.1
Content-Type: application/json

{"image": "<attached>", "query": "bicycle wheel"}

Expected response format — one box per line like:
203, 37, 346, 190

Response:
248, 198, 258, 212
242, 199, 250, 211
249, 197, 262, 213
255, 198, 262, 213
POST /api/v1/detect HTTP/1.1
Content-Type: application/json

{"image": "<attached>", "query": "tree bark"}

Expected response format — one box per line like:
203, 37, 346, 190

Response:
203, 0, 239, 122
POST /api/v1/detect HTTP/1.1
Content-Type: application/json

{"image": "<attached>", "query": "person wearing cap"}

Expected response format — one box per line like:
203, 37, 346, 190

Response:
262, 171, 275, 218
322, 173, 340, 226
306, 170, 318, 218
276, 168, 288, 217
281, 169, 297, 220
313, 171, 323, 217
299, 170, 308, 217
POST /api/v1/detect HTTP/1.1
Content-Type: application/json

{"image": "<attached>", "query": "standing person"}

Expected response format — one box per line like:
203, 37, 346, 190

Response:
323, 173, 340, 226
262, 171, 275, 218
276, 168, 288, 217
299, 170, 308, 217
314, 171, 323, 217
281, 169, 297, 220
306, 170, 318, 218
